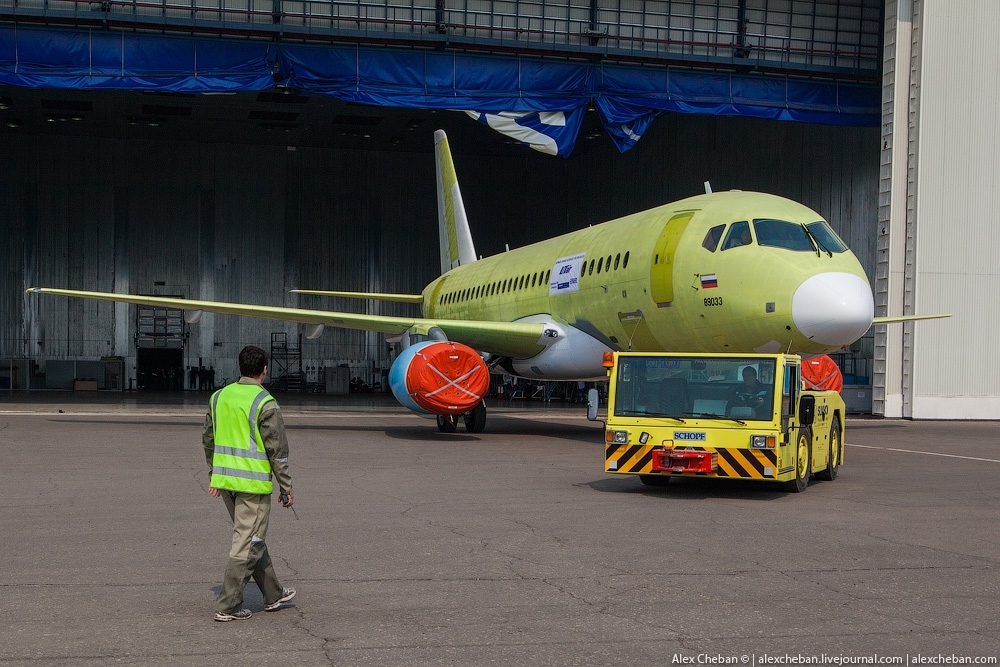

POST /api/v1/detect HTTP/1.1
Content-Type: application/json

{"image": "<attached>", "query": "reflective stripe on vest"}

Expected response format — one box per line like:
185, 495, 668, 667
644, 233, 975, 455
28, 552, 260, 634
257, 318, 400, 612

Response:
210, 382, 275, 494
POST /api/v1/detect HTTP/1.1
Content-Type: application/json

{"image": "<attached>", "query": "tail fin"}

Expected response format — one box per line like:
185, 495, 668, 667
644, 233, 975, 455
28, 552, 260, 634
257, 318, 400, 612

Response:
434, 130, 477, 274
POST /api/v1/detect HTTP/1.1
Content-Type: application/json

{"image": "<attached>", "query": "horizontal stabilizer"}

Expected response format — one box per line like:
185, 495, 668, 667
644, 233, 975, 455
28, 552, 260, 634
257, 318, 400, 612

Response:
290, 289, 423, 304
27, 287, 547, 359
872, 313, 951, 324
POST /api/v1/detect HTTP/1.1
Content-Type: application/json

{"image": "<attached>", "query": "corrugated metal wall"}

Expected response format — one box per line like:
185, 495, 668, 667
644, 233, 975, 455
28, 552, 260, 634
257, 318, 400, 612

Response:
904, 0, 1000, 418
0, 112, 878, 385
875, 0, 910, 418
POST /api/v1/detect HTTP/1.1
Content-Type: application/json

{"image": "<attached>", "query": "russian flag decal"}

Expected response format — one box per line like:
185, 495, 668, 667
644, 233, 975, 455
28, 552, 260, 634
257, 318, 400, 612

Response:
701, 274, 718, 289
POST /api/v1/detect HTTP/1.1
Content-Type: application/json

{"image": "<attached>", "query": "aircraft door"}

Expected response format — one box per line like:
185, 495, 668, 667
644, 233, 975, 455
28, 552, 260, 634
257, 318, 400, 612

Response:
617, 310, 661, 351
650, 212, 695, 307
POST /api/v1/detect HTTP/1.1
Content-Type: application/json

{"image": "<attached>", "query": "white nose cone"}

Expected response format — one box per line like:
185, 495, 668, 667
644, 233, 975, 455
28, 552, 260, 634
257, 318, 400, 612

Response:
792, 272, 874, 347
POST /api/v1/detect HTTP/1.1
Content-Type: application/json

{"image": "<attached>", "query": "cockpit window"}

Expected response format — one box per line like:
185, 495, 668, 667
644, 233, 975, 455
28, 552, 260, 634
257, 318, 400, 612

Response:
753, 219, 815, 251
806, 221, 848, 253
721, 221, 752, 251
702, 224, 725, 252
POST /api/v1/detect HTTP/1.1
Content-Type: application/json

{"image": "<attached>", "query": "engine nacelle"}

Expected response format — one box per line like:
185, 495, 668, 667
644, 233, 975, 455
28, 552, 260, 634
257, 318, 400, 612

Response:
389, 340, 490, 415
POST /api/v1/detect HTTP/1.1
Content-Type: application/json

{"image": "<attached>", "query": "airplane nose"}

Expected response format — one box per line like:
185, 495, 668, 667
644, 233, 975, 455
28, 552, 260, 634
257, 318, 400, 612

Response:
791, 272, 874, 347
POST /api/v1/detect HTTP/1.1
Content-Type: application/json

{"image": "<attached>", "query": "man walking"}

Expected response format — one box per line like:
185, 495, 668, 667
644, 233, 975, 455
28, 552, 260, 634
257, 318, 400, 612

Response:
203, 345, 296, 621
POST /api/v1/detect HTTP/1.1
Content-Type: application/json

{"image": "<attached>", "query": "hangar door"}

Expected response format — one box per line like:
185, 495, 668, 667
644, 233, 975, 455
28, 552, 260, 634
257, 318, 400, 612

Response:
135, 305, 185, 391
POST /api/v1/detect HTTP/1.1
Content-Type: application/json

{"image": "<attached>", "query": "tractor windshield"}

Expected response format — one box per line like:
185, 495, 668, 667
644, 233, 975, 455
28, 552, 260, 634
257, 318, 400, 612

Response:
614, 356, 777, 421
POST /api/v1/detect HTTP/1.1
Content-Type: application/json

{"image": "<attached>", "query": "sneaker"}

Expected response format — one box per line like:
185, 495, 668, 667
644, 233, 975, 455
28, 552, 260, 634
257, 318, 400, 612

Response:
214, 608, 252, 622
264, 587, 296, 612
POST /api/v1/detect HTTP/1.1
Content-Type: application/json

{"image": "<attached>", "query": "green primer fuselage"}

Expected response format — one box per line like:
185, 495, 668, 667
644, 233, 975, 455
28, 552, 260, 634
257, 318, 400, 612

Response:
423, 191, 869, 359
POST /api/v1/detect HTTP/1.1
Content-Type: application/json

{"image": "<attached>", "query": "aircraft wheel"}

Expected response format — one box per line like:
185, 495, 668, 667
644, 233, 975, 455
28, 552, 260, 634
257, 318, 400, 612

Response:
816, 417, 841, 481
463, 401, 487, 433
436, 415, 458, 433
639, 474, 671, 487
783, 427, 812, 493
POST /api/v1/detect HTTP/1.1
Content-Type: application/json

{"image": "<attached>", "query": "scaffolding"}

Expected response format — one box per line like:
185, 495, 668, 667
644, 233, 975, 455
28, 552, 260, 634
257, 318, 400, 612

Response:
270, 332, 303, 392
0, 0, 883, 77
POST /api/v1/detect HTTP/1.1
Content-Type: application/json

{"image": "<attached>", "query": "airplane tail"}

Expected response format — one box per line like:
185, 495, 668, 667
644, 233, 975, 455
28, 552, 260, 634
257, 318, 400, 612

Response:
434, 130, 477, 274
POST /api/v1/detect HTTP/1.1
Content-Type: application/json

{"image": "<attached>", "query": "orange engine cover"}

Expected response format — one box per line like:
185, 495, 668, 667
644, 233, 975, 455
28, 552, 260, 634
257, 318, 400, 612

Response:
391, 341, 490, 414
802, 354, 844, 393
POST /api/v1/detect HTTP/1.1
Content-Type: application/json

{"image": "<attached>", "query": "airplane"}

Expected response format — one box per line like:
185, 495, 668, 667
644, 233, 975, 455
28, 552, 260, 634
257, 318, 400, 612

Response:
28, 130, 946, 432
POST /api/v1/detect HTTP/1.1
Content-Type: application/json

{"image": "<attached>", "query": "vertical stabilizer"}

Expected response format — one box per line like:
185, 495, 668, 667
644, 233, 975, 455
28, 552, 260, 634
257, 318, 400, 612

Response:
434, 130, 477, 274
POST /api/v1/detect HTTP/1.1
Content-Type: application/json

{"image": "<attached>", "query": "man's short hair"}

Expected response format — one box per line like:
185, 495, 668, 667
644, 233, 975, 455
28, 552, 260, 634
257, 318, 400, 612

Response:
238, 345, 268, 378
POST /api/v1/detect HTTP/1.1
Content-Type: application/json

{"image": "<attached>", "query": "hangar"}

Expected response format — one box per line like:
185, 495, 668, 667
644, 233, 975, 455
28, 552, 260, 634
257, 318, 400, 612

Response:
0, 0, 994, 419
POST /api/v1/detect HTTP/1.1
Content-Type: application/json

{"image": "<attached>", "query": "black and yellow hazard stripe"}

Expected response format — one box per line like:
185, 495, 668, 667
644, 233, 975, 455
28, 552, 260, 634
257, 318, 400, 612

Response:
712, 447, 777, 479
606, 443, 778, 479
606, 442, 655, 473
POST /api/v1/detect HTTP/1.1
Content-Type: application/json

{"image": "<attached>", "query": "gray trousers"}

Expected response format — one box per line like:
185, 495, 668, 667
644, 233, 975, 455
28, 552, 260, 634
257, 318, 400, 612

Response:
217, 490, 284, 614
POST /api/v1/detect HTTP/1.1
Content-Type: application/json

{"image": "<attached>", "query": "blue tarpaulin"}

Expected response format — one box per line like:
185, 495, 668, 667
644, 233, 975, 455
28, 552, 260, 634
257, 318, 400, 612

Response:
465, 109, 589, 156
0, 25, 277, 91
0, 25, 880, 153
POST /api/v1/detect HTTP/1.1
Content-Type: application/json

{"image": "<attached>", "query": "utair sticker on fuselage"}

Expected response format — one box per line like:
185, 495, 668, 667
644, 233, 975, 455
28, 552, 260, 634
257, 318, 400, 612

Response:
549, 252, 585, 296
673, 432, 707, 441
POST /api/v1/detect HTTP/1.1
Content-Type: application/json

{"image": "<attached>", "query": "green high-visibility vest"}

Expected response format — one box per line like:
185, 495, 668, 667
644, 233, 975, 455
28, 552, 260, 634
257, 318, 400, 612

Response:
210, 382, 275, 494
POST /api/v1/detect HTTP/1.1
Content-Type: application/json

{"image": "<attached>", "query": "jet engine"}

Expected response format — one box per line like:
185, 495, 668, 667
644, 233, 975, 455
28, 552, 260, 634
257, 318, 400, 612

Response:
388, 340, 490, 416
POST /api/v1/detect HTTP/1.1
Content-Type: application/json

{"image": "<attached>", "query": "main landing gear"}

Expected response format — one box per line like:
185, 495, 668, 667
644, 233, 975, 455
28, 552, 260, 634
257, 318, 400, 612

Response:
436, 400, 487, 433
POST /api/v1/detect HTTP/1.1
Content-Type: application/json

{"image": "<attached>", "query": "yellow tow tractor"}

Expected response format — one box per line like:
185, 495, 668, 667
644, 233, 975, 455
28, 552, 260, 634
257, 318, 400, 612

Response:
592, 351, 844, 492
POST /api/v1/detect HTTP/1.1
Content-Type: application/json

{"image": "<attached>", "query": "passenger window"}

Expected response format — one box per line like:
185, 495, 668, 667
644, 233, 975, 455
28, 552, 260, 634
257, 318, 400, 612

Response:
545, 270, 551, 284
622, 251, 629, 268
702, 224, 725, 252
596, 257, 603, 274
606, 255, 612, 270
721, 221, 752, 251
614, 253, 621, 270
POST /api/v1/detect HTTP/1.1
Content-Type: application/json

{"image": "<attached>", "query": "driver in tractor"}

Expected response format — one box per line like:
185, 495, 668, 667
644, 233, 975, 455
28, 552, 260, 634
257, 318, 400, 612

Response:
727, 366, 770, 419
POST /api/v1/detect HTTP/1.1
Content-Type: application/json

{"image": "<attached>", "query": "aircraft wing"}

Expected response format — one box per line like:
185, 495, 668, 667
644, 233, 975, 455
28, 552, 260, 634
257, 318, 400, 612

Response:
872, 314, 951, 324
289, 289, 424, 304
26, 288, 547, 359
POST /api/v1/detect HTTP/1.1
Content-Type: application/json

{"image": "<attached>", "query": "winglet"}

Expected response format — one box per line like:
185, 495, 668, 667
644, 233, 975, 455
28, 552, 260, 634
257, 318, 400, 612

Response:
434, 130, 477, 274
